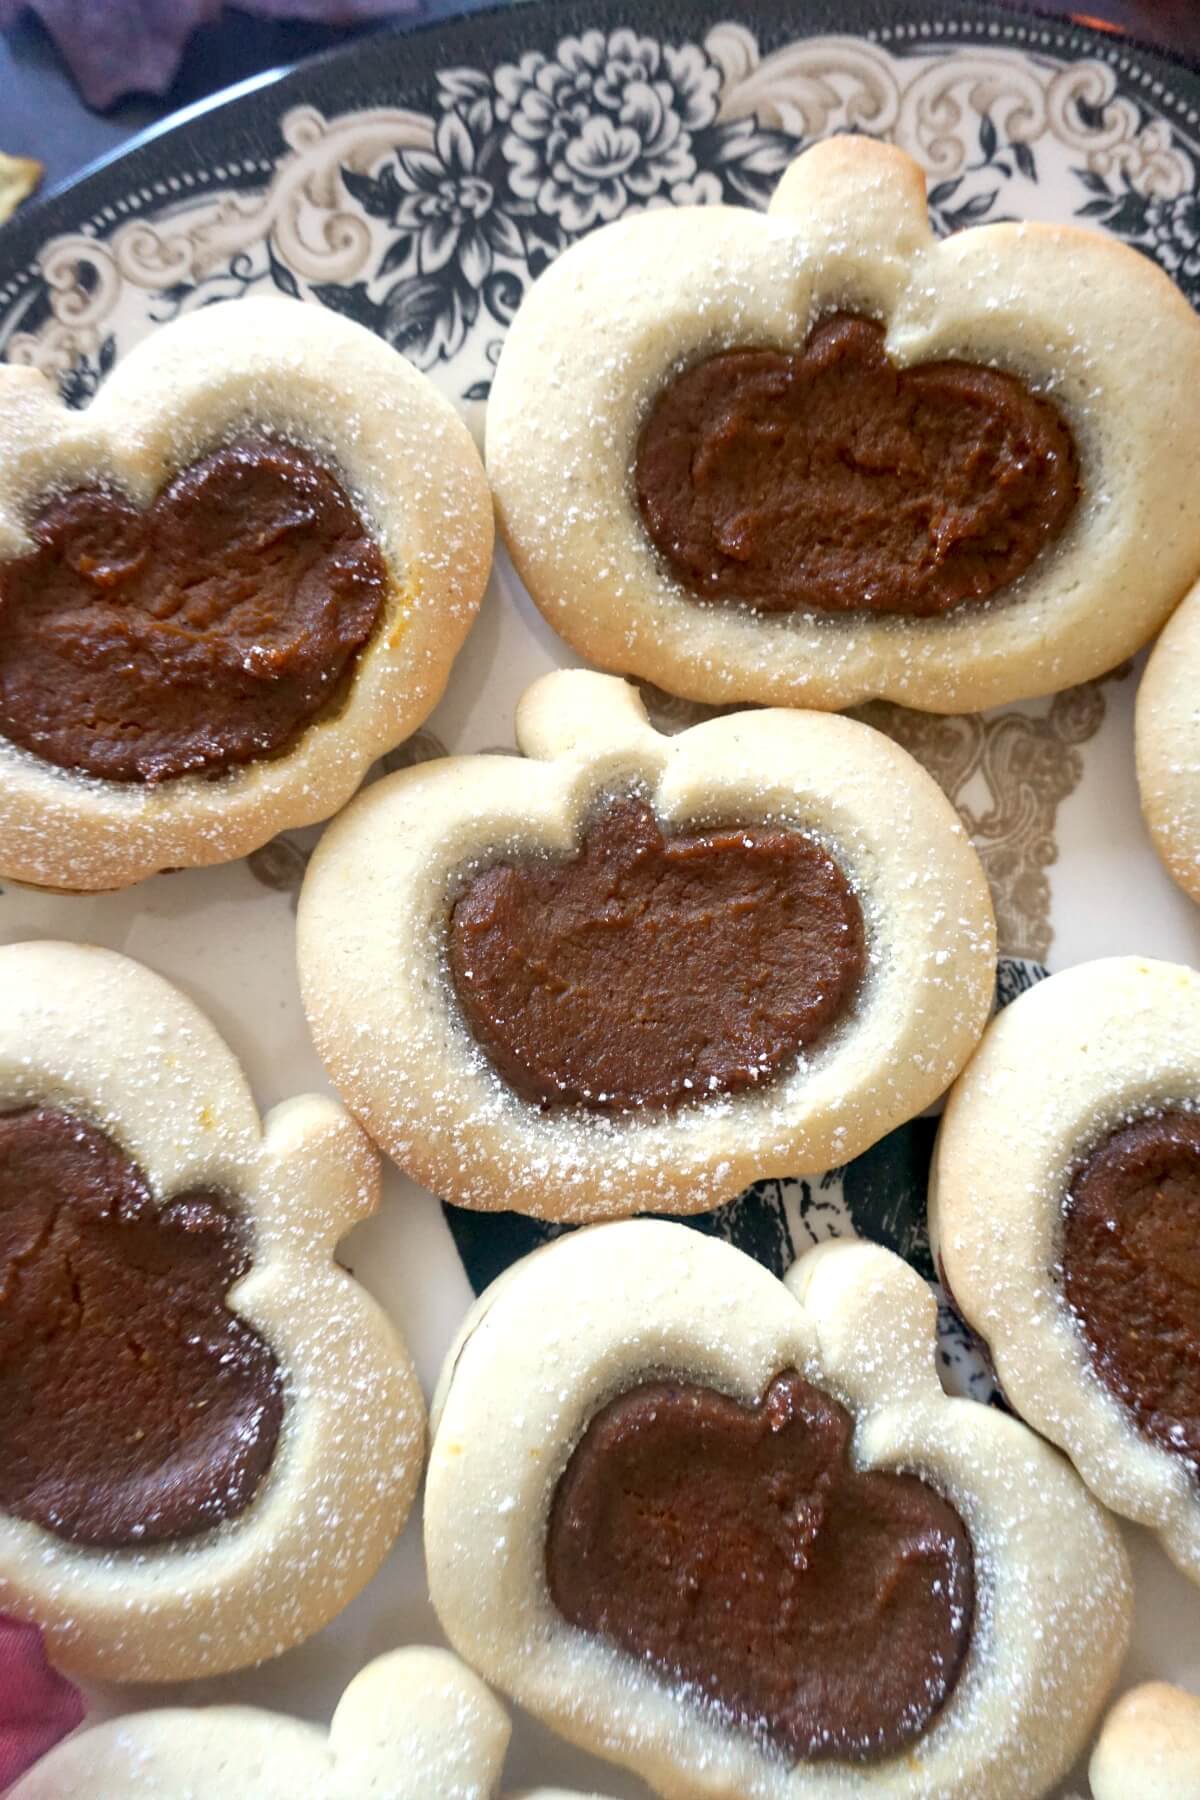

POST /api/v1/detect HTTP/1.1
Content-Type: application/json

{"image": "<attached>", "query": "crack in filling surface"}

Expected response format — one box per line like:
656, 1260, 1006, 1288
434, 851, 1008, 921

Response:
546, 1369, 975, 1761
0, 1105, 283, 1547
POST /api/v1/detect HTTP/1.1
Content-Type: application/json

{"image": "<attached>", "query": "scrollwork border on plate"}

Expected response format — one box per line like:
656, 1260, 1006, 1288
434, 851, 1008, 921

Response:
2, 17, 1198, 386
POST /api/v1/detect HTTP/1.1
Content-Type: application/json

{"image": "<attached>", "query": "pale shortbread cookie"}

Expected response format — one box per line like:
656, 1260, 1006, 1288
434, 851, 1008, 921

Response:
0, 940, 425, 1682
929, 957, 1200, 1583
1137, 576, 1200, 904
425, 1222, 1130, 1800
0, 295, 492, 891
297, 669, 996, 1222
1090, 1683, 1200, 1800
487, 136, 1200, 715
10, 1644, 613, 1799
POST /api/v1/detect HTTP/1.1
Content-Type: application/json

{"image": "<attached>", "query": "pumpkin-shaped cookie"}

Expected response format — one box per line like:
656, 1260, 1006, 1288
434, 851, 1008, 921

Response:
425, 1221, 1130, 1800
1090, 1683, 1200, 1800
1137, 576, 1200, 905
0, 940, 425, 1682
297, 669, 995, 1221
930, 957, 1200, 1583
487, 136, 1200, 715
10, 1644, 614, 1799
0, 296, 492, 891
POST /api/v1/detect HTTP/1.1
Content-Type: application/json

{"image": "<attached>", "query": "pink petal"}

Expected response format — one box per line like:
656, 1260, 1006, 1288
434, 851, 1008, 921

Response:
0, 1614, 84, 1789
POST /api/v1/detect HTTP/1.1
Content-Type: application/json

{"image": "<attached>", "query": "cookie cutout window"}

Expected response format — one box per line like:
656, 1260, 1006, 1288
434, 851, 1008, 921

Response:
633, 314, 1079, 619
447, 794, 866, 1114
0, 439, 386, 785
546, 1368, 974, 1764
0, 1106, 282, 1548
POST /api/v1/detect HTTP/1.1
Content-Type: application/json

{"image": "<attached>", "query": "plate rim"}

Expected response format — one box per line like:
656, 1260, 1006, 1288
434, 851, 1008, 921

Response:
3, 0, 1200, 290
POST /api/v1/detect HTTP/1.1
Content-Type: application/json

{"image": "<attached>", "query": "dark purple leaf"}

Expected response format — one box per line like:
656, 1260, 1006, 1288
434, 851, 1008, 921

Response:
437, 67, 492, 106
484, 209, 525, 261
1105, 194, 1153, 236
381, 272, 470, 369
0, 1, 419, 110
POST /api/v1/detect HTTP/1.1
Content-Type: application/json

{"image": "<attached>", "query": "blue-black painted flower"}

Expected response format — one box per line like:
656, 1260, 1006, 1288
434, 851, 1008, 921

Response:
1146, 189, 1200, 287
394, 104, 525, 286
495, 28, 722, 231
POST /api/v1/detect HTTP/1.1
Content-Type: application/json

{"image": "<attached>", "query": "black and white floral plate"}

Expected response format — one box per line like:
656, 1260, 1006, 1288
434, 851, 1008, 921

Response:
1, 1, 1199, 1786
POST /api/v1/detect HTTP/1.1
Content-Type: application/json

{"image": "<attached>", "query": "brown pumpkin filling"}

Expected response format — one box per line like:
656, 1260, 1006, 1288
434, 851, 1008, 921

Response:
635, 313, 1078, 617
547, 1370, 975, 1761
0, 1105, 283, 1547
1062, 1109, 1200, 1470
0, 438, 386, 783
447, 795, 865, 1113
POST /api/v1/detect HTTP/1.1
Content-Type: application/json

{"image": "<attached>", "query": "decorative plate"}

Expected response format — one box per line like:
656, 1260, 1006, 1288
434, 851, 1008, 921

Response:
2, 0, 1199, 1789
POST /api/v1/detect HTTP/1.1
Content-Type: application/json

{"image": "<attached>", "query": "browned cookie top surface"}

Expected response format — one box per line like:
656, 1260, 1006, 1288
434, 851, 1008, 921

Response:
546, 1369, 975, 1762
635, 314, 1079, 618
1063, 1108, 1200, 1470
0, 438, 386, 784
447, 795, 865, 1114
0, 1105, 283, 1547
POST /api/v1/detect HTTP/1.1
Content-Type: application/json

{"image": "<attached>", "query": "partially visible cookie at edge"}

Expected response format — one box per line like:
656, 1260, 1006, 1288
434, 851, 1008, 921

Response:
1090, 1682, 1200, 1800
930, 956, 1200, 1584
0, 939, 425, 1682
10, 1642, 616, 1799
1137, 575, 1200, 904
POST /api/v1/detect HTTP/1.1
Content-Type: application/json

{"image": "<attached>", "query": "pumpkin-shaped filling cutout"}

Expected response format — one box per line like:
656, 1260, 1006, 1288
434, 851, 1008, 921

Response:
1061, 1109, 1200, 1471
634, 314, 1080, 618
0, 1105, 283, 1547
546, 1369, 974, 1761
447, 795, 866, 1113
0, 438, 387, 783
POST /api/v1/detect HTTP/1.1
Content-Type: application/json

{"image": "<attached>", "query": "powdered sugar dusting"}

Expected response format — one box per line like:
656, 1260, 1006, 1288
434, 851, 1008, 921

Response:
426, 1223, 1131, 1799
298, 671, 995, 1222
0, 940, 425, 1685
